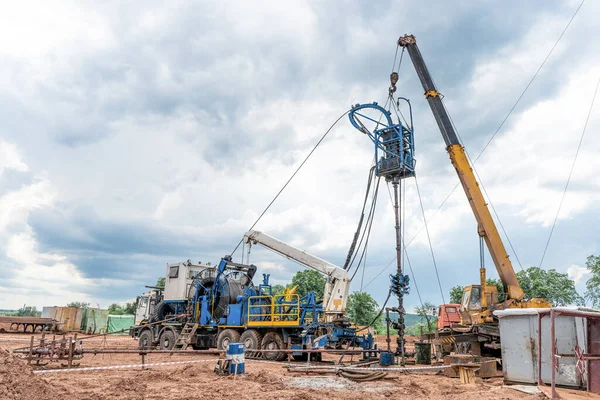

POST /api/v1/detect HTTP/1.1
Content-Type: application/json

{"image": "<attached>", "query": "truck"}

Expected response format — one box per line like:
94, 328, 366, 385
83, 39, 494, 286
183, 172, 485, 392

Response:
436, 304, 461, 330
130, 235, 373, 360
394, 34, 551, 355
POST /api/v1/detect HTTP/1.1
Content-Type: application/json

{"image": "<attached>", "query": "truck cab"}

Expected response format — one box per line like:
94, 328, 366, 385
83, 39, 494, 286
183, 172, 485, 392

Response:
135, 292, 158, 325
436, 304, 461, 329
459, 284, 499, 325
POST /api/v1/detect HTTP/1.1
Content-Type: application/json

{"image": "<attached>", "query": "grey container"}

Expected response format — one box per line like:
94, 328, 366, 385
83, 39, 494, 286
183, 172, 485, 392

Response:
494, 307, 594, 388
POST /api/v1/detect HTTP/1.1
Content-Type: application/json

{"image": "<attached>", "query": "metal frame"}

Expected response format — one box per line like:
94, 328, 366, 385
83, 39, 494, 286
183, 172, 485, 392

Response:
537, 308, 600, 399
348, 102, 416, 179
247, 295, 300, 327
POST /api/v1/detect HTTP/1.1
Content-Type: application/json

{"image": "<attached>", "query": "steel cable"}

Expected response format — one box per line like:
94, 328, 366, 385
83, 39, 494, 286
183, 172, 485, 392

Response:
362, 3, 584, 285
231, 110, 351, 256
539, 74, 600, 268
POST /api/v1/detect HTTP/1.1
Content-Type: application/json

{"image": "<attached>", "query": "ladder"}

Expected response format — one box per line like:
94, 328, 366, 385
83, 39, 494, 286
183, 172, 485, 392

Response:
173, 322, 199, 350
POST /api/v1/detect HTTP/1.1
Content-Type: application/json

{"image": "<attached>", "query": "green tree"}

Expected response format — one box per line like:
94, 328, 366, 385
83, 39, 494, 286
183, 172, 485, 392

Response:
108, 303, 124, 315
414, 301, 436, 333
449, 286, 463, 304
584, 255, 600, 307
486, 278, 505, 302
346, 292, 384, 333
517, 266, 583, 306
156, 277, 166, 289
67, 301, 90, 308
18, 305, 40, 317
347, 292, 379, 325
271, 284, 287, 295
123, 302, 137, 315
291, 270, 326, 299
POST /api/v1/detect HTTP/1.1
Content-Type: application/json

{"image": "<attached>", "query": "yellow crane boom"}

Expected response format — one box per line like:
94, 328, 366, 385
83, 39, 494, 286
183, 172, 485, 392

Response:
397, 35, 549, 323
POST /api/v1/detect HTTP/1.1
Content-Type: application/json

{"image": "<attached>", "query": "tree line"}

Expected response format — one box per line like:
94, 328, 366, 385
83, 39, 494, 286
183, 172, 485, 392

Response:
58, 255, 600, 331
449, 259, 600, 307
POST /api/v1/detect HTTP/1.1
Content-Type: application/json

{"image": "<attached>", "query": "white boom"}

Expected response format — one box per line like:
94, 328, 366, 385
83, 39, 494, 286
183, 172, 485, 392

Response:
242, 230, 350, 321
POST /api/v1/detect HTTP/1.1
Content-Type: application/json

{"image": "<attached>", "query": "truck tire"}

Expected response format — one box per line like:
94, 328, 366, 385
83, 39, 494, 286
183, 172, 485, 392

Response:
138, 330, 153, 350
150, 301, 174, 323
159, 329, 176, 350
261, 332, 286, 361
240, 330, 262, 357
217, 329, 241, 351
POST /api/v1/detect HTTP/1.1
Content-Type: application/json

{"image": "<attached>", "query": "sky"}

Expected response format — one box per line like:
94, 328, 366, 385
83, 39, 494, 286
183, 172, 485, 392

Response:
0, 0, 599, 312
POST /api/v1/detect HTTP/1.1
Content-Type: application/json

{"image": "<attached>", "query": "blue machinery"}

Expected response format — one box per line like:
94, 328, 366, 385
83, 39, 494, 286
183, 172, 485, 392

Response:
157, 256, 374, 360
348, 101, 415, 179
348, 99, 416, 365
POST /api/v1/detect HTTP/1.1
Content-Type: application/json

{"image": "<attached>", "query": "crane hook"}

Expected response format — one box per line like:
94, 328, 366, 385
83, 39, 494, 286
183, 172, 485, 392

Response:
389, 72, 398, 94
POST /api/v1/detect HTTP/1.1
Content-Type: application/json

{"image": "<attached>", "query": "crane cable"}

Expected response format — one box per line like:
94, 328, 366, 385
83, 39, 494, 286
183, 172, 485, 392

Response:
475, 0, 585, 162
343, 166, 376, 270
347, 44, 405, 281
385, 181, 435, 326
362, 1, 584, 285
230, 110, 351, 256
444, 104, 524, 271
353, 178, 380, 284
413, 175, 447, 306
539, 74, 600, 268
350, 176, 381, 281
346, 173, 379, 274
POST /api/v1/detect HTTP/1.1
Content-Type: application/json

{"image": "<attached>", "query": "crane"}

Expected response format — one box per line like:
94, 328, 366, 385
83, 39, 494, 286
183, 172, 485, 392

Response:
242, 230, 350, 322
396, 34, 550, 326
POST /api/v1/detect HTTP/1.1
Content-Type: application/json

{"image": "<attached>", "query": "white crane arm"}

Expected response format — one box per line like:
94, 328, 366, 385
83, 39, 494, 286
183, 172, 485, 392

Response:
243, 230, 350, 320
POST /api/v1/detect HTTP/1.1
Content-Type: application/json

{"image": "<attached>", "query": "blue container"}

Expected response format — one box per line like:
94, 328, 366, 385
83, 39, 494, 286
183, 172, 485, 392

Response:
380, 351, 394, 366
227, 343, 244, 355
226, 342, 245, 374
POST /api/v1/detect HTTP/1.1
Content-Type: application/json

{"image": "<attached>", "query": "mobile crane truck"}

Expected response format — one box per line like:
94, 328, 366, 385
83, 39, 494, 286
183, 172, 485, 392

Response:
130, 234, 373, 361
394, 34, 551, 355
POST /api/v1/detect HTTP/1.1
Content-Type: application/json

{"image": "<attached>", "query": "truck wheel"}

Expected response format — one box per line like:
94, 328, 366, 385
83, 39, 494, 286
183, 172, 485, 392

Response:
240, 330, 262, 357
217, 329, 241, 351
138, 330, 153, 350
159, 329, 176, 350
150, 301, 174, 323
261, 332, 286, 361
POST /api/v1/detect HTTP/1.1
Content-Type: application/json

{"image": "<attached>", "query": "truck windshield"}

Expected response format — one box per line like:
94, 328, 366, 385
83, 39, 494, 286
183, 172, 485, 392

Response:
469, 286, 482, 310
139, 297, 148, 308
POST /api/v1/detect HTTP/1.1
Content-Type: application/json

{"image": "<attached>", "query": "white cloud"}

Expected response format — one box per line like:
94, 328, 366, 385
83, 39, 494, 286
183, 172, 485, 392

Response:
0, 1, 598, 311
256, 261, 284, 272
0, 141, 28, 176
567, 264, 591, 285
154, 190, 183, 220
0, 180, 55, 233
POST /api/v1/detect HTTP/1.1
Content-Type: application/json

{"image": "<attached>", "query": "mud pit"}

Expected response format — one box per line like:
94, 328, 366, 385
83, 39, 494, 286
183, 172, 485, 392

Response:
1, 333, 545, 400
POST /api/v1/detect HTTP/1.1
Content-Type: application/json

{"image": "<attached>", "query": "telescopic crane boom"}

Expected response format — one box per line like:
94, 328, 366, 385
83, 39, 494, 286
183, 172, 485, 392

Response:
397, 35, 549, 323
243, 230, 350, 322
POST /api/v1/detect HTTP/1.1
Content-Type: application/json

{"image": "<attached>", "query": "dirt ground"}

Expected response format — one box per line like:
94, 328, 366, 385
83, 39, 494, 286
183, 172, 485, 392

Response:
0, 332, 545, 400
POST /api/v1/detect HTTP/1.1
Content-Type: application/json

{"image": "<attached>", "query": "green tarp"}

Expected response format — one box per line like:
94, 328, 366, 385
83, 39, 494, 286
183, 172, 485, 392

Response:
81, 308, 109, 334
107, 314, 135, 334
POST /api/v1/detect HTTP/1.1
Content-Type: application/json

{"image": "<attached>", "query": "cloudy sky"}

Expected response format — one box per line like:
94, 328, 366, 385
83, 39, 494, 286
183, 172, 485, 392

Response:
0, 0, 598, 312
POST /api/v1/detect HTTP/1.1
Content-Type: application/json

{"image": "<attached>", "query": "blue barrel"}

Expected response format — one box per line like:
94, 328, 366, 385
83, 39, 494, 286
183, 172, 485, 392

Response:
380, 351, 394, 366
226, 342, 245, 374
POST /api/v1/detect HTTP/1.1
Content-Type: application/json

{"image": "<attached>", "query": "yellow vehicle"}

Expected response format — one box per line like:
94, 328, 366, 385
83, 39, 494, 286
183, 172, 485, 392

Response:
396, 35, 550, 353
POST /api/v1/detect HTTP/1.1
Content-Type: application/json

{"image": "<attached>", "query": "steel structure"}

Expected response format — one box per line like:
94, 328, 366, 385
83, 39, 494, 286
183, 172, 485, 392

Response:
536, 309, 600, 398
130, 254, 373, 362
243, 230, 350, 321
348, 101, 416, 364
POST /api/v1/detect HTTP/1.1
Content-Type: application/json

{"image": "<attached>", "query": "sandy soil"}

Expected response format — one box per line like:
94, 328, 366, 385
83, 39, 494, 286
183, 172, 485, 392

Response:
0, 332, 545, 400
